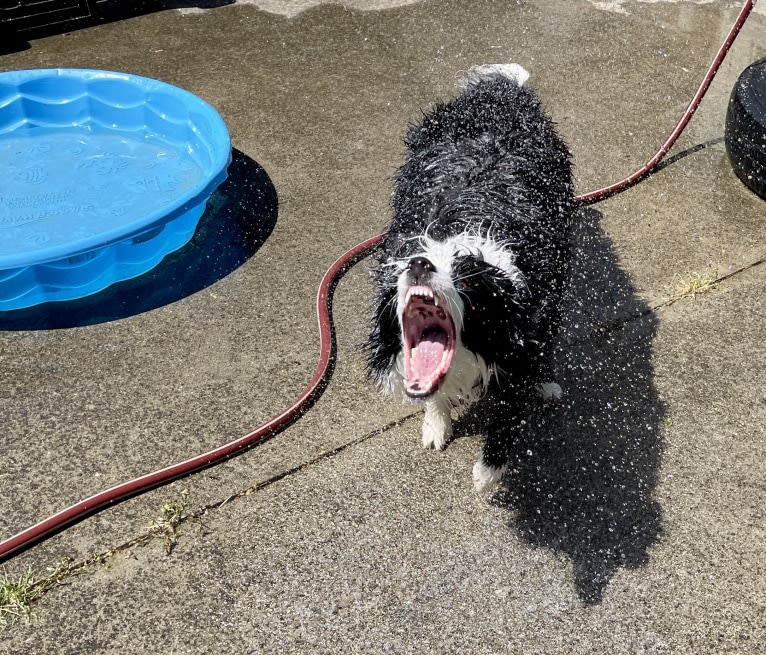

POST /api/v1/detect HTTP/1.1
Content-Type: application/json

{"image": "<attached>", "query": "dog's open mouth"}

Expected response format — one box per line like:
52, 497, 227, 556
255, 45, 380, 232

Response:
402, 285, 456, 398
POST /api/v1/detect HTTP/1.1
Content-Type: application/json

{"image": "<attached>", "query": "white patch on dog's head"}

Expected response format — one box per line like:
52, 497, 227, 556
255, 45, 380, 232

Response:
397, 231, 526, 309
384, 229, 524, 403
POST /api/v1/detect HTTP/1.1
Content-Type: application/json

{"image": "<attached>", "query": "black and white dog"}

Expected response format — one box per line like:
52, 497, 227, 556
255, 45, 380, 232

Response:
363, 64, 575, 492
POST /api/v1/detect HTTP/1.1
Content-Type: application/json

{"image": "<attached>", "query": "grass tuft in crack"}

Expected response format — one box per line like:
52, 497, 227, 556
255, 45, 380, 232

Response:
0, 558, 73, 625
671, 268, 719, 303
149, 500, 186, 556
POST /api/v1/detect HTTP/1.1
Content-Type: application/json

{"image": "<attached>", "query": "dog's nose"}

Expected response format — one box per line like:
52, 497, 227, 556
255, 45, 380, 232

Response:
408, 256, 435, 280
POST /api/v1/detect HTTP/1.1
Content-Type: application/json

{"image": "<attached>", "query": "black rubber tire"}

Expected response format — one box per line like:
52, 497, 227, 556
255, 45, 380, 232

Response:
725, 57, 766, 200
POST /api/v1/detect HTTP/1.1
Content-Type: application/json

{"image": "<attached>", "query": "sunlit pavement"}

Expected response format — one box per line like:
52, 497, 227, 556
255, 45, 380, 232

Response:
1, 1, 764, 652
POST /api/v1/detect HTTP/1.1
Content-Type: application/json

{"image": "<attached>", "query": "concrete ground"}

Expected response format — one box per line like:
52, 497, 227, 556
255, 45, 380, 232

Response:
1, 0, 765, 652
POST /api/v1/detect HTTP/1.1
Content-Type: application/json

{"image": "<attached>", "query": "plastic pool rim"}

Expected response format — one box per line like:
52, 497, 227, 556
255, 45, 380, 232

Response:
0, 68, 231, 311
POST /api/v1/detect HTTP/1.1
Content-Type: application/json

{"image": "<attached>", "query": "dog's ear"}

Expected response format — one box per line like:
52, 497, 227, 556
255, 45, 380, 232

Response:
453, 254, 519, 301
453, 253, 529, 366
361, 278, 401, 385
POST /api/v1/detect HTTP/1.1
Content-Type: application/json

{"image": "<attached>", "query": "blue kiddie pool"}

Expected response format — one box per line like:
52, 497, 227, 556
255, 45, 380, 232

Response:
0, 68, 231, 311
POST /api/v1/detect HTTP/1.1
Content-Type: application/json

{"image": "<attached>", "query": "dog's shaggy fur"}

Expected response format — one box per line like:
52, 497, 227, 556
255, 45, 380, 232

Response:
363, 65, 575, 492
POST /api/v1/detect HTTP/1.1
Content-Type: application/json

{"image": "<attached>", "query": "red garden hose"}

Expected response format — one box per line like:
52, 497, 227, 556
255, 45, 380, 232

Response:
0, 0, 755, 563
577, 0, 755, 205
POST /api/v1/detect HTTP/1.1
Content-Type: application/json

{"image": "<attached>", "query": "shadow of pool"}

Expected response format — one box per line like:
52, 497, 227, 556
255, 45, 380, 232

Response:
0, 148, 278, 330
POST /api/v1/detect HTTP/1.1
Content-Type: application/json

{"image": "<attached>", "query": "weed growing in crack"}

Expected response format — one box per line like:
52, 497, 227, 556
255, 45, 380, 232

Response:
0, 558, 73, 625
149, 500, 186, 556
670, 268, 719, 303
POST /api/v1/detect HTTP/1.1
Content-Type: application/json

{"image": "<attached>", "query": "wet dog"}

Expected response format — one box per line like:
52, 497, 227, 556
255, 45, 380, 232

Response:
363, 64, 575, 492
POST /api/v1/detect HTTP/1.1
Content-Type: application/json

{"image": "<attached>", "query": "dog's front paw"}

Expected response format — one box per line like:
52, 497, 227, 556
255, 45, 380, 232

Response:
422, 399, 452, 450
537, 382, 563, 402
472, 460, 506, 493
422, 419, 451, 450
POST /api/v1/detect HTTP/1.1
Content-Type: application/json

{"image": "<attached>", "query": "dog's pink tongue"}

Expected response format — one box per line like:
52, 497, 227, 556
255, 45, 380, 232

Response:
409, 329, 447, 392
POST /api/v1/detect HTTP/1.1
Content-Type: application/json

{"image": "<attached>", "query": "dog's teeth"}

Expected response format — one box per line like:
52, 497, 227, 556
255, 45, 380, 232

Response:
405, 286, 439, 307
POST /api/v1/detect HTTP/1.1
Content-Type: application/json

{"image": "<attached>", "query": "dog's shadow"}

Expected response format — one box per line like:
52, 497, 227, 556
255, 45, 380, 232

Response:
456, 207, 665, 604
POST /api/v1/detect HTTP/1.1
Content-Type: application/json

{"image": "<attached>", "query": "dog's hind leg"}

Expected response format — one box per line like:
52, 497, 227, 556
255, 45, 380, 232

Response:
422, 395, 452, 450
472, 385, 533, 493
532, 302, 566, 403
537, 381, 563, 402
473, 458, 507, 493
